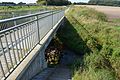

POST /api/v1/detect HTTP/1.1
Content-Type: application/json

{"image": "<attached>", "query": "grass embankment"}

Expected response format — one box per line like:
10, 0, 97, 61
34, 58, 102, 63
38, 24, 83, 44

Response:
57, 6, 120, 80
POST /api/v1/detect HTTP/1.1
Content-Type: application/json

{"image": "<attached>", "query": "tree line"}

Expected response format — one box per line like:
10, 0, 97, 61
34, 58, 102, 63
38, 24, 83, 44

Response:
37, 0, 71, 6
89, 0, 120, 6
73, 0, 120, 7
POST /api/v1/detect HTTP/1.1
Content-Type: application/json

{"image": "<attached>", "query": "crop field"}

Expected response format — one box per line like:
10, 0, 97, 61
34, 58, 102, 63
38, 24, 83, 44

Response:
77, 5, 120, 20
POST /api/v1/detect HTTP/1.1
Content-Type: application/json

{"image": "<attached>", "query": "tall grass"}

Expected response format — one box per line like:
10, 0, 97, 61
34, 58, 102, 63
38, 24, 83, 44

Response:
57, 6, 120, 80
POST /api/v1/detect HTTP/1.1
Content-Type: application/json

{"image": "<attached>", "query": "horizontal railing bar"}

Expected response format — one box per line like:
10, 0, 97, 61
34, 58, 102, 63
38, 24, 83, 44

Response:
0, 19, 36, 35
0, 10, 62, 34
0, 30, 36, 56
0, 10, 51, 23
0, 10, 61, 23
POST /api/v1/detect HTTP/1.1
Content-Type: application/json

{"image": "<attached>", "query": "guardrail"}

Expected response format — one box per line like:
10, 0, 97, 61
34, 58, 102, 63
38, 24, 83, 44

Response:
0, 9, 43, 20
0, 10, 64, 80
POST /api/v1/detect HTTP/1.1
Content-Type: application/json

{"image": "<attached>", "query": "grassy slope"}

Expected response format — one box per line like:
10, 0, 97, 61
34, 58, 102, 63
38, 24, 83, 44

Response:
57, 6, 120, 80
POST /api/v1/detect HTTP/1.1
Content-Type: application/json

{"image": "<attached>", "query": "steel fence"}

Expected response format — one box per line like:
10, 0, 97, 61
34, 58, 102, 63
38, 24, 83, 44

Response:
0, 10, 64, 80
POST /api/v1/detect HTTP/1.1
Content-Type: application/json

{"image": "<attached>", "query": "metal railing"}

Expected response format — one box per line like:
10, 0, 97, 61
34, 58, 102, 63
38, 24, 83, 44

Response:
0, 10, 64, 80
0, 9, 43, 20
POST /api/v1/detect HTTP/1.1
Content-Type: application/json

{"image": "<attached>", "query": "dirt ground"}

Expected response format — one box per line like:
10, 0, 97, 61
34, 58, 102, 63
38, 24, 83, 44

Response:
77, 5, 120, 20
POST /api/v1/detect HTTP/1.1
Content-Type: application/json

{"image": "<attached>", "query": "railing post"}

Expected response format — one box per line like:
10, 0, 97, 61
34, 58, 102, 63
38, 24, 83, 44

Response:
52, 11, 53, 28
0, 61, 5, 78
12, 12, 17, 26
36, 15, 40, 43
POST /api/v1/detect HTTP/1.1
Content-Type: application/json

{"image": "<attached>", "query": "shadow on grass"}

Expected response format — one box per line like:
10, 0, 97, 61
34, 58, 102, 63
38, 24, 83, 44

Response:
56, 17, 93, 77
57, 17, 92, 56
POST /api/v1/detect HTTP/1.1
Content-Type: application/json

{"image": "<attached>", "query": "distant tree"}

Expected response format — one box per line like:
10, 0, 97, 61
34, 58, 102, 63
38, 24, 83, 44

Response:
37, 0, 71, 6
89, 0, 120, 6
18, 2, 26, 5
37, 0, 46, 5
0, 2, 16, 6
18, 2, 26, 7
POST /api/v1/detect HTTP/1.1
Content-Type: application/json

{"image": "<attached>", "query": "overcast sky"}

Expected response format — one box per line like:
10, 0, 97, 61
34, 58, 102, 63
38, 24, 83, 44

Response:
0, 0, 89, 3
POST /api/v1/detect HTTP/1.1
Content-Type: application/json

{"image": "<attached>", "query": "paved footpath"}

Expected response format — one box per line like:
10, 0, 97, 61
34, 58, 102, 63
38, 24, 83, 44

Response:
32, 50, 77, 80
47, 50, 77, 80
48, 65, 71, 80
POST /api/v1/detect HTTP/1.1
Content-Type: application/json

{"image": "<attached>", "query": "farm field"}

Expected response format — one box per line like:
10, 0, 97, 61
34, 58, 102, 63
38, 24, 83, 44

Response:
77, 5, 120, 20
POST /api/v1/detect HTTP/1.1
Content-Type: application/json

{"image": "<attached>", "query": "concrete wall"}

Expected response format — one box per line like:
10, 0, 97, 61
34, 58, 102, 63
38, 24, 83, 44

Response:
18, 16, 65, 80
18, 45, 47, 80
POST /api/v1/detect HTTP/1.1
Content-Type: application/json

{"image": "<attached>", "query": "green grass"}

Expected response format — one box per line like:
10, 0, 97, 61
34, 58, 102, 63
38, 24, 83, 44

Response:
0, 6, 65, 19
73, 68, 116, 80
0, 6, 43, 12
57, 6, 120, 80
0, 6, 64, 12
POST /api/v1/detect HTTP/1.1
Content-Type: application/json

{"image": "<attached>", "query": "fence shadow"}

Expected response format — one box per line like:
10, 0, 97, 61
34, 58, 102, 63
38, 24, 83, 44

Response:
57, 17, 92, 55
56, 17, 94, 78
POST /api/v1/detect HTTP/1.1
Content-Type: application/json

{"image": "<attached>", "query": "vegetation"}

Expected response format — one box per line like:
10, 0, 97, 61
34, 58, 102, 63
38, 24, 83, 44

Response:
37, 0, 47, 5
89, 0, 120, 6
0, 6, 65, 12
37, 0, 71, 6
0, 6, 45, 12
0, 6, 65, 19
57, 6, 120, 80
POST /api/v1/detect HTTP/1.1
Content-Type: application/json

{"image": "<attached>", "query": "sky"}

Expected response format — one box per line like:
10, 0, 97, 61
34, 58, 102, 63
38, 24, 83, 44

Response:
0, 0, 90, 3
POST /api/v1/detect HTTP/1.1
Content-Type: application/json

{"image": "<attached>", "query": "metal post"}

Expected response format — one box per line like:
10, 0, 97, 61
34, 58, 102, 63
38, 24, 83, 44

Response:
46, 0, 47, 6
12, 12, 17, 26
0, 38, 10, 72
36, 15, 40, 42
9, 31, 17, 65
13, 30, 20, 62
4, 34, 14, 67
52, 11, 53, 28
0, 61, 5, 78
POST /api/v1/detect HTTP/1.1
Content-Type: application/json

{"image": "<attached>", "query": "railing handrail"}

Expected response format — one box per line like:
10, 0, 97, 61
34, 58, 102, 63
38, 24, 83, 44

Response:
0, 10, 62, 23
0, 10, 63, 34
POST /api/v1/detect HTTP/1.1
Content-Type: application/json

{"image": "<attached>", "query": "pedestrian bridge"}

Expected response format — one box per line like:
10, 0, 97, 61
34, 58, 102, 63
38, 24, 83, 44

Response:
0, 10, 65, 80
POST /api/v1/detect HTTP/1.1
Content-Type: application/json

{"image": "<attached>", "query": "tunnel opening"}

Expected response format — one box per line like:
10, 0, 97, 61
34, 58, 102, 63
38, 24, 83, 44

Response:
45, 37, 64, 67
